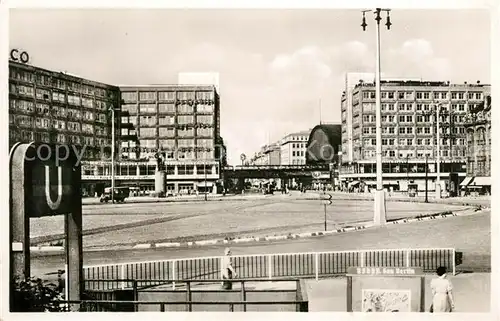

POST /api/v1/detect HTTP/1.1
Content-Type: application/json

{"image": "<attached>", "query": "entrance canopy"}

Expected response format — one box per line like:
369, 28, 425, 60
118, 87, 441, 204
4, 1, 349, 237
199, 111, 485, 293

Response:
470, 176, 491, 186
348, 180, 360, 188
459, 176, 474, 187
197, 182, 214, 187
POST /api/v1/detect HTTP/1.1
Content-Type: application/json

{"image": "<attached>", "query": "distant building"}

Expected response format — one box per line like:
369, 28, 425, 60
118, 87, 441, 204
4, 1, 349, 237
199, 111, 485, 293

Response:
279, 130, 311, 165
340, 78, 491, 195
249, 143, 280, 166
462, 95, 491, 195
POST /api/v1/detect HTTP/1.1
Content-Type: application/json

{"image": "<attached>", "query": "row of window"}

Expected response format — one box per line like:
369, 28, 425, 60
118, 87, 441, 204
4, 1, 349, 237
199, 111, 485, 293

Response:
362, 90, 484, 100
292, 151, 305, 157
283, 135, 308, 143
9, 115, 111, 135
10, 86, 114, 110
120, 150, 216, 161
10, 129, 110, 146
360, 103, 471, 113
127, 127, 213, 137
121, 91, 215, 102
121, 103, 215, 114
379, 103, 469, 112
362, 137, 466, 146
11, 101, 109, 123
122, 139, 215, 148
362, 126, 465, 135
122, 115, 214, 126
362, 149, 467, 158
291, 143, 306, 149
361, 114, 467, 124
10, 69, 116, 98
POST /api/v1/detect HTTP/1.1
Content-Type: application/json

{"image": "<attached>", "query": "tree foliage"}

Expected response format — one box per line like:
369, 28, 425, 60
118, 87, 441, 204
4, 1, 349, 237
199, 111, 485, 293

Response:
12, 276, 68, 312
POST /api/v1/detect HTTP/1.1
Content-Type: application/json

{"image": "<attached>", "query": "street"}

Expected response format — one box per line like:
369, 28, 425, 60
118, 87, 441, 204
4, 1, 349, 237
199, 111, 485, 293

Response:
31, 210, 490, 276
30, 195, 468, 249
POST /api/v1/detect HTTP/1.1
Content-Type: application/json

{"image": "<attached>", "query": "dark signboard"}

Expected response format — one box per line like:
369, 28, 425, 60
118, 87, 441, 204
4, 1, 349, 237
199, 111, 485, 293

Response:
22, 144, 81, 217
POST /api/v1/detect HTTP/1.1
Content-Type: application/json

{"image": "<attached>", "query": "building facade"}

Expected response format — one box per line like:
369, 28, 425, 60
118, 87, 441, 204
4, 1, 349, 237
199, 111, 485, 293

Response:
343, 72, 377, 163
461, 95, 491, 195
9, 60, 120, 161
279, 130, 311, 165
249, 143, 280, 166
340, 79, 491, 195
8, 59, 225, 196
83, 85, 223, 195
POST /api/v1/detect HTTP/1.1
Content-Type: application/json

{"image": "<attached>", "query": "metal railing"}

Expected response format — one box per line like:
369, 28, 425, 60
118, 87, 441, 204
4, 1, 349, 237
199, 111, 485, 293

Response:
83, 248, 456, 290
79, 278, 307, 312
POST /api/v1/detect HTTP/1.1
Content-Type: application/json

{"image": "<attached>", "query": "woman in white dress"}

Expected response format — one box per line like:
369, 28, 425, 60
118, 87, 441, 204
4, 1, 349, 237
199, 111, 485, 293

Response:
430, 266, 455, 312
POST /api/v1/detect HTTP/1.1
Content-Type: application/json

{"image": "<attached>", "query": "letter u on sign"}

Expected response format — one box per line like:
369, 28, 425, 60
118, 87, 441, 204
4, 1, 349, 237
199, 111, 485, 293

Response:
45, 166, 62, 210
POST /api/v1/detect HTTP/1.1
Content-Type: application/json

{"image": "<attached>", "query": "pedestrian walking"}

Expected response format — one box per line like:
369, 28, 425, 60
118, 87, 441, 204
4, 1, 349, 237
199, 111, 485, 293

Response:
56, 270, 65, 296
221, 248, 237, 290
430, 266, 455, 312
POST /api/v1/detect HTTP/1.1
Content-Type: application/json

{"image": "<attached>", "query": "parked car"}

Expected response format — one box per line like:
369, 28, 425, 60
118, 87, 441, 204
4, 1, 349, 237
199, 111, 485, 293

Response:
99, 187, 129, 203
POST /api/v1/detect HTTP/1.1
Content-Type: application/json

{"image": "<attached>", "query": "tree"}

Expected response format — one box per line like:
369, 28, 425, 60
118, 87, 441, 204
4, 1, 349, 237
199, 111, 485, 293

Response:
11, 276, 68, 312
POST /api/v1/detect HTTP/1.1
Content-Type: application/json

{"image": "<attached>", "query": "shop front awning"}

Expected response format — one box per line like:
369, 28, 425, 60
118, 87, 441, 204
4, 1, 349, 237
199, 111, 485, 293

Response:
348, 180, 360, 188
197, 182, 214, 187
470, 176, 491, 187
459, 176, 474, 187
363, 180, 399, 186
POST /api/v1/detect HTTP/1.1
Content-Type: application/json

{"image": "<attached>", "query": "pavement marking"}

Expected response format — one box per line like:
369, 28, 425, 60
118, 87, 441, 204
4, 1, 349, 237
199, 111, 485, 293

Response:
30, 208, 485, 253
155, 242, 181, 248
133, 244, 151, 249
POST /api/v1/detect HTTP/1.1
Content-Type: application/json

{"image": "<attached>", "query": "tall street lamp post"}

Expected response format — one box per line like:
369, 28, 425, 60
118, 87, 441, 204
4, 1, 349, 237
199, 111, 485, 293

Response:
204, 161, 208, 201
435, 103, 442, 199
425, 154, 429, 203
109, 106, 118, 204
361, 8, 391, 225
406, 154, 410, 193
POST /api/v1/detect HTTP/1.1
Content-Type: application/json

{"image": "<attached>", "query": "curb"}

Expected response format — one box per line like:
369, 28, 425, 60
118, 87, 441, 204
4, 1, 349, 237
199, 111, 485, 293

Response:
31, 208, 481, 254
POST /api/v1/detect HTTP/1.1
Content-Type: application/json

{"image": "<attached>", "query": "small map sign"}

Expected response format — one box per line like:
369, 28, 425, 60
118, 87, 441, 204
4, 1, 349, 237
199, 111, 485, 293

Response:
347, 267, 423, 276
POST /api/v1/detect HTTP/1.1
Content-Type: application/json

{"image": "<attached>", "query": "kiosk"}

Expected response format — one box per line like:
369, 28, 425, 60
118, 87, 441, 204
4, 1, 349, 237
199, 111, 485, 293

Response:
346, 267, 425, 312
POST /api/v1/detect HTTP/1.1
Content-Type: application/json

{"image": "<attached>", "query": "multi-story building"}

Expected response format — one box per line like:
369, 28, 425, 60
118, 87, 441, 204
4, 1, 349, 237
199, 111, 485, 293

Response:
279, 130, 311, 165
342, 72, 377, 163
85, 85, 223, 195
8, 60, 121, 162
249, 143, 280, 166
461, 94, 491, 195
340, 79, 491, 195
9, 58, 225, 196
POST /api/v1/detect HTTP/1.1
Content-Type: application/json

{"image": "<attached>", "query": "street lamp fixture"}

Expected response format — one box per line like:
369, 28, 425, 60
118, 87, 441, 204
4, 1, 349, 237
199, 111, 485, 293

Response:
361, 8, 392, 225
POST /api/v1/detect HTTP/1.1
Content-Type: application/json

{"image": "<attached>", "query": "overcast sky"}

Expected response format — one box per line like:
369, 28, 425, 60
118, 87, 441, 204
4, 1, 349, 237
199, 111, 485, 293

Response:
9, 9, 490, 164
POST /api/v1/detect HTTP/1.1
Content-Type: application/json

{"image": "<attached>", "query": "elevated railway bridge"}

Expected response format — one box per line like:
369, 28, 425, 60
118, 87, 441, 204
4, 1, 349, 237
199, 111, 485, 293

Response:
222, 164, 331, 179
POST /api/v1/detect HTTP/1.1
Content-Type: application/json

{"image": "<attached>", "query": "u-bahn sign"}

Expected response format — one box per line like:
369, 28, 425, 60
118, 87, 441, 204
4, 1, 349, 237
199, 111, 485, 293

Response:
12, 143, 81, 217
